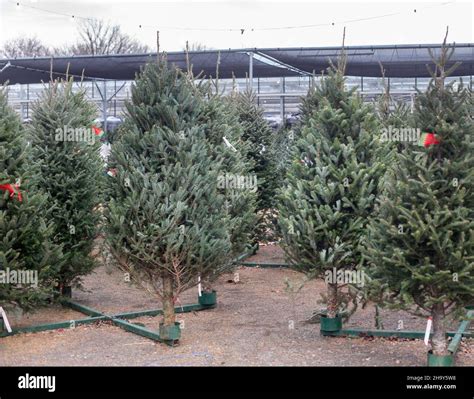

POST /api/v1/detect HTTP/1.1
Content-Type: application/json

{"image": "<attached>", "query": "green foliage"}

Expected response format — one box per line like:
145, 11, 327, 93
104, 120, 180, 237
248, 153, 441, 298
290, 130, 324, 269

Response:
299, 71, 355, 128
231, 90, 274, 208
260, 125, 296, 241
105, 60, 255, 303
375, 79, 415, 173
199, 91, 257, 255
228, 90, 277, 242
0, 87, 60, 309
29, 80, 103, 289
278, 57, 383, 316
364, 46, 474, 319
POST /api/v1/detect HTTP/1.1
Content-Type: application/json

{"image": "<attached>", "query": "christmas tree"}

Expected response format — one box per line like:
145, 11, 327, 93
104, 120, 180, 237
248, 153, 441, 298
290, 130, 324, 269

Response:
364, 35, 474, 357
278, 50, 383, 320
28, 79, 103, 296
199, 90, 257, 256
106, 60, 240, 340
0, 87, 60, 310
376, 68, 412, 131
299, 70, 348, 129
265, 124, 296, 241
374, 69, 414, 181
229, 89, 274, 241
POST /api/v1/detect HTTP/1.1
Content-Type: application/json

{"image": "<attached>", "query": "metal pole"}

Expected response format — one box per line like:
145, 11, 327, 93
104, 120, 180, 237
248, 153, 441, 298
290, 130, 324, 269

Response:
102, 80, 108, 133
257, 77, 260, 106
26, 84, 30, 120
249, 51, 254, 91
280, 77, 285, 125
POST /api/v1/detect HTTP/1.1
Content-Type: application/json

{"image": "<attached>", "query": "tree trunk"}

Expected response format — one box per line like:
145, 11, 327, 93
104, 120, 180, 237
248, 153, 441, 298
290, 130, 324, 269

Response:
431, 303, 448, 356
162, 274, 175, 327
327, 282, 338, 318
202, 276, 212, 292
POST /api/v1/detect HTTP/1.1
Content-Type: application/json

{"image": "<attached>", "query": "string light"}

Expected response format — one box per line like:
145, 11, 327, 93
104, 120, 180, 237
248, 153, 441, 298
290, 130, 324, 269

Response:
11, 1, 455, 34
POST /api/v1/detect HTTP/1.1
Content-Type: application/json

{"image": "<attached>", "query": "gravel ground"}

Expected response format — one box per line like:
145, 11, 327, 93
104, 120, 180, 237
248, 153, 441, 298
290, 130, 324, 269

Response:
0, 244, 472, 366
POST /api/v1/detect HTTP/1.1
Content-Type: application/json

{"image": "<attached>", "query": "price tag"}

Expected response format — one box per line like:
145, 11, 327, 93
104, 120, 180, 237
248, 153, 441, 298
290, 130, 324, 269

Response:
0, 306, 12, 333
424, 316, 432, 346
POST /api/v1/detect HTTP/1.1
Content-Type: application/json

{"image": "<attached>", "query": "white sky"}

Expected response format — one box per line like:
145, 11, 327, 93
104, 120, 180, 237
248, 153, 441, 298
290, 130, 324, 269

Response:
0, 0, 472, 51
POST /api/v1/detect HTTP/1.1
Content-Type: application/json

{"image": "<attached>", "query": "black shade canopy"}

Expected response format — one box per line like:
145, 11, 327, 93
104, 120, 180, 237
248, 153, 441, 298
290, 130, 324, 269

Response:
0, 43, 472, 85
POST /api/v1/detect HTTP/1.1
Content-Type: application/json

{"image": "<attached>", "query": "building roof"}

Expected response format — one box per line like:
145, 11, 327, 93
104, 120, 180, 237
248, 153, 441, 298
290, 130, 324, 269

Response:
0, 43, 472, 84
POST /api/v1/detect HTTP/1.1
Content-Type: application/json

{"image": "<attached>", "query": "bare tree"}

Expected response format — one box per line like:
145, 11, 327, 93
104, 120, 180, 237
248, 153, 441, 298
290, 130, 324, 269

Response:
1, 36, 51, 58
60, 19, 150, 56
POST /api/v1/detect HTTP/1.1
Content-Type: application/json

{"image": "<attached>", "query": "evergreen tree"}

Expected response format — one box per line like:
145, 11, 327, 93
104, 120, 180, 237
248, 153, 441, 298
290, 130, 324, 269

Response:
106, 60, 244, 337
278, 54, 383, 319
229, 90, 274, 241
374, 72, 414, 183
265, 124, 296, 241
199, 90, 257, 255
364, 38, 474, 356
376, 73, 412, 131
231, 90, 274, 207
299, 71, 347, 128
0, 87, 59, 310
29, 80, 103, 295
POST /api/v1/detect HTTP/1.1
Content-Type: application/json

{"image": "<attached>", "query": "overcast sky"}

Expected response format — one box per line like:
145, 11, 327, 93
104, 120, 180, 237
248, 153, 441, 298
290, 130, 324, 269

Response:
0, 0, 472, 51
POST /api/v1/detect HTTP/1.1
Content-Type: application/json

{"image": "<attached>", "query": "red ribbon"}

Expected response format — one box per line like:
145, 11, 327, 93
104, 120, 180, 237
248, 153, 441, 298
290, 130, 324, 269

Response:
92, 125, 103, 136
423, 133, 440, 148
0, 183, 23, 202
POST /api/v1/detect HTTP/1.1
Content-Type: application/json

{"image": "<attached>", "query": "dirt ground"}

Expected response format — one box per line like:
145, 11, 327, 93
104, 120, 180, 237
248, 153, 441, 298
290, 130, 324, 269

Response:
0, 244, 472, 366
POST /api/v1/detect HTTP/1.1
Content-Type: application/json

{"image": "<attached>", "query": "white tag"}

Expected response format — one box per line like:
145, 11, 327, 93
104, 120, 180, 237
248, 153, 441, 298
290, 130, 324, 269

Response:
223, 136, 237, 152
0, 306, 13, 333
424, 316, 432, 346
198, 275, 202, 297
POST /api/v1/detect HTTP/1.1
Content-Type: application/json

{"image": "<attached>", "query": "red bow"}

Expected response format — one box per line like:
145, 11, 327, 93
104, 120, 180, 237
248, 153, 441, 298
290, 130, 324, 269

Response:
423, 133, 440, 148
0, 183, 23, 202
92, 125, 103, 136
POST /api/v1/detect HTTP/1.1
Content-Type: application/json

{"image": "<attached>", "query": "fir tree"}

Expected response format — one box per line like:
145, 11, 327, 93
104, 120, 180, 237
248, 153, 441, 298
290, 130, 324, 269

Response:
105, 60, 245, 336
375, 69, 414, 178
229, 89, 274, 241
375, 68, 412, 131
0, 87, 59, 310
29, 80, 103, 295
278, 52, 383, 319
364, 36, 474, 356
199, 90, 257, 255
299, 70, 347, 129
265, 124, 296, 241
